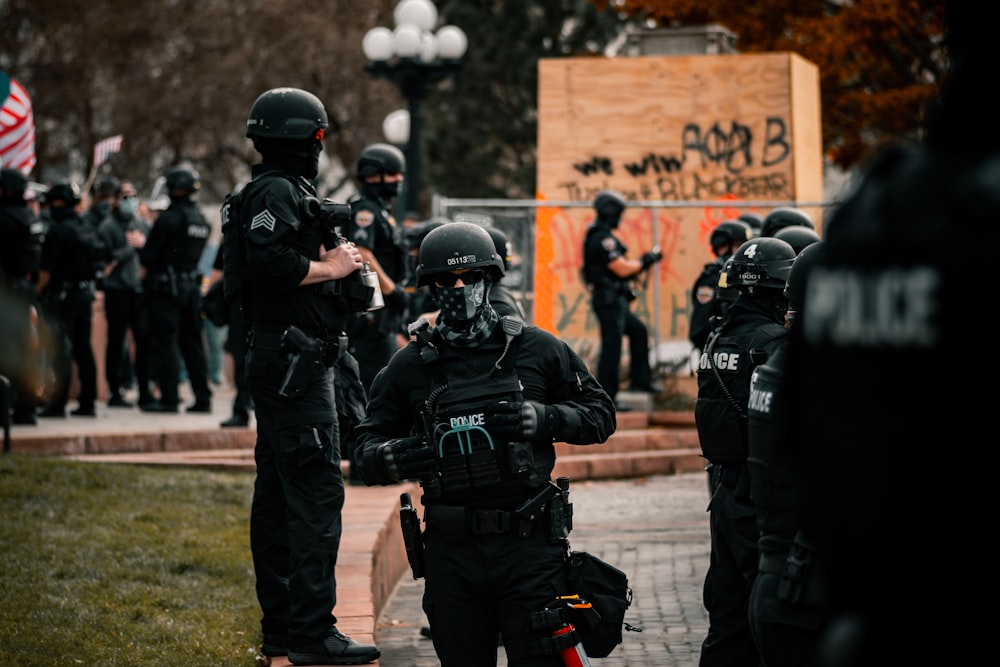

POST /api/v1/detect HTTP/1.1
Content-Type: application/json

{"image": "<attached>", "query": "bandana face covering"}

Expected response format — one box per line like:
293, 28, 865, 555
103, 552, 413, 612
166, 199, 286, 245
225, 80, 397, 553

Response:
435, 281, 499, 348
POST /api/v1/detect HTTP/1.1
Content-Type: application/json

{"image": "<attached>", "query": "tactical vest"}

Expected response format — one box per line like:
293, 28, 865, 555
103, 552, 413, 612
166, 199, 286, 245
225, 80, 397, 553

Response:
410, 316, 547, 499
695, 321, 787, 464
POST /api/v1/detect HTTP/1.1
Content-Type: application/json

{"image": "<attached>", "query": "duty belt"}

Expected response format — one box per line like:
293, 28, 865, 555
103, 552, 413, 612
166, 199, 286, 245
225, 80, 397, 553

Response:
249, 325, 347, 365
425, 504, 549, 537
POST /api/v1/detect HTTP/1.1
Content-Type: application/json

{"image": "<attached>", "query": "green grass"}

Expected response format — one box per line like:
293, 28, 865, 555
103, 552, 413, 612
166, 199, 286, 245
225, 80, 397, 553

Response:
0, 454, 265, 666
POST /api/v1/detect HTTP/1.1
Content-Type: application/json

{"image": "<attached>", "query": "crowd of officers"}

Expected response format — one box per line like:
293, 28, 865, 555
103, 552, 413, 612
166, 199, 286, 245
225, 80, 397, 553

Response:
5, 48, 977, 663
0, 166, 218, 424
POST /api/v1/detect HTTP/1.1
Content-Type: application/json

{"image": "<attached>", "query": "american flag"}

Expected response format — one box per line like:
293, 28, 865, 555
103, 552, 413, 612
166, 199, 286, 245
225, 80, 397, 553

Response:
93, 134, 124, 167
0, 71, 37, 175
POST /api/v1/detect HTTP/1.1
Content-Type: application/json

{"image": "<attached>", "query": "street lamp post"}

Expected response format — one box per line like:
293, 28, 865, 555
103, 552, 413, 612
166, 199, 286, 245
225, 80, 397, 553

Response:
362, 0, 467, 216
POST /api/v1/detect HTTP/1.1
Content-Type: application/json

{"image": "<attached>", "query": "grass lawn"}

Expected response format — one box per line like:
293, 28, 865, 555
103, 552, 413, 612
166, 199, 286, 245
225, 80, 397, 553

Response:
0, 453, 265, 666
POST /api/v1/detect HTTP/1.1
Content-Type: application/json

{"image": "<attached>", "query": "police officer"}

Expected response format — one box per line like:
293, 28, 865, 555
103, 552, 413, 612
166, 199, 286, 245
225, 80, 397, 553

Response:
688, 220, 752, 353
232, 86, 379, 665
355, 221, 615, 666
139, 166, 212, 413
0, 168, 45, 424
344, 143, 409, 389
787, 3, 986, 656
746, 241, 829, 666
759, 206, 814, 239
694, 236, 796, 667
36, 182, 107, 418
581, 189, 662, 406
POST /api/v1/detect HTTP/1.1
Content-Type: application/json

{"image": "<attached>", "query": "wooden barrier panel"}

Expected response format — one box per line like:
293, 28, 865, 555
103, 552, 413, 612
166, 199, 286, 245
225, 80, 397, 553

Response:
535, 53, 822, 370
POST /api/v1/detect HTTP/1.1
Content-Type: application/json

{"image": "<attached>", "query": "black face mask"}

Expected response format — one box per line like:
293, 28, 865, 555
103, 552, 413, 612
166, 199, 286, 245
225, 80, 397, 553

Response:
377, 180, 399, 200
597, 211, 622, 229
256, 138, 322, 179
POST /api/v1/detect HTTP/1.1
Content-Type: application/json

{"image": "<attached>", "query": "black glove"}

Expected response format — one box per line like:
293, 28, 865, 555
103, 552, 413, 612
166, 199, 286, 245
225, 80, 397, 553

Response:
484, 401, 563, 442
376, 437, 437, 482
640, 247, 663, 269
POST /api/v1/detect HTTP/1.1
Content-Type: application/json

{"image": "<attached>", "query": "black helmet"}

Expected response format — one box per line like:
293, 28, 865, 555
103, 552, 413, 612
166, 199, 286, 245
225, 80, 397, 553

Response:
738, 212, 763, 234
0, 168, 28, 198
416, 222, 505, 287
709, 220, 752, 250
774, 225, 821, 255
760, 207, 815, 238
357, 143, 406, 178
484, 226, 513, 271
45, 181, 82, 205
593, 189, 626, 217
726, 237, 797, 293
405, 217, 449, 250
784, 240, 825, 312
165, 166, 201, 193
94, 176, 120, 197
246, 87, 329, 140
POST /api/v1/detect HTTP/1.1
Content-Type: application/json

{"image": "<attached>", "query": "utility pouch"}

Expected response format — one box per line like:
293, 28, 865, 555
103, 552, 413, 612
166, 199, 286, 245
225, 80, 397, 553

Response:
277, 326, 326, 398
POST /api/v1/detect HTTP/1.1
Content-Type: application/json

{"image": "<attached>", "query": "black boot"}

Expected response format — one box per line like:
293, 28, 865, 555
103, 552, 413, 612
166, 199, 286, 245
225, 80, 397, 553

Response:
288, 628, 380, 665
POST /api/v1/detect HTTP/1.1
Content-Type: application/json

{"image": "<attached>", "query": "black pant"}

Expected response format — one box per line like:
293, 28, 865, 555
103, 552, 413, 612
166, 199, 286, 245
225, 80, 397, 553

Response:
422, 515, 566, 667
700, 463, 761, 667
347, 315, 396, 391
146, 281, 210, 406
246, 340, 345, 646
591, 290, 651, 400
103, 288, 150, 399
45, 285, 97, 409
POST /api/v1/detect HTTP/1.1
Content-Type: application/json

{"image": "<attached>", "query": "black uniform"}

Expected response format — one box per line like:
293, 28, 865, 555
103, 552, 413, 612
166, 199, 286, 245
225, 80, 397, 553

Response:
38, 204, 107, 415
210, 246, 252, 424
0, 172, 45, 422
581, 221, 652, 400
688, 255, 728, 353
238, 164, 354, 650
344, 191, 408, 389
355, 320, 615, 666
745, 341, 828, 665
97, 206, 150, 404
140, 194, 211, 409
695, 297, 787, 667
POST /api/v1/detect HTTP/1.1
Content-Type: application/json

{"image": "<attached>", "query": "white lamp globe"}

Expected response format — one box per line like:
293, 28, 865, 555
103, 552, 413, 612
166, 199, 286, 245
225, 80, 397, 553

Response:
362, 27, 395, 61
395, 0, 437, 32
436, 25, 468, 60
393, 24, 422, 58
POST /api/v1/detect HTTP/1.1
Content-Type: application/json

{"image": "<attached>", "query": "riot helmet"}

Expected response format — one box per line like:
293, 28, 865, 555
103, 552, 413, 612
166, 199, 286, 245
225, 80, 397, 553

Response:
760, 207, 815, 238
357, 143, 406, 178
784, 240, 825, 314
246, 87, 329, 140
45, 181, 82, 205
0, 168, 28, 203
726, 237, 797, 295
709, 220, 752, 254
45, 181, 82, 220
774, 225, 821, 255
93, 176, 120, 198
165, 167, 201, 194
484, 226, 513, 272
416, 221, 504, 288
738, 212, 763, 236
246, 87, 328, 179
593, 189, 626, 218
405, 217, 449, 253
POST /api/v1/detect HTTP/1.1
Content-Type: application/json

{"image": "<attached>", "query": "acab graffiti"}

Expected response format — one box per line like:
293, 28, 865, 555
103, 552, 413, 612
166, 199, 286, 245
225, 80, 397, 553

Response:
561, 118, 792, 202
